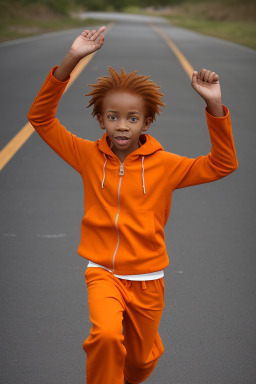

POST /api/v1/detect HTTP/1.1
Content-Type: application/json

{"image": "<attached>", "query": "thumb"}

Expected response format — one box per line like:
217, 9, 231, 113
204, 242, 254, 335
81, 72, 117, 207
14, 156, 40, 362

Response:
191, 70, 198, 89
98, 35, 104, 45
95, 35, 104, 50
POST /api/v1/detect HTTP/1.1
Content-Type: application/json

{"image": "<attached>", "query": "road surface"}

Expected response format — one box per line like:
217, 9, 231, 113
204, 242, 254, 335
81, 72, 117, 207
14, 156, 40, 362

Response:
0, 13, 255, 384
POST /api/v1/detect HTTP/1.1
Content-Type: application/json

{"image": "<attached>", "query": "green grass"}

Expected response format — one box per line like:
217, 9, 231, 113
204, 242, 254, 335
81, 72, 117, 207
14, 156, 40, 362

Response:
121, 1, 256, 50
0, 1, 111, 42
140, 0, 256, 50
164, 15, 256, 50
123, 6, 142, 14
0, 16, 111, 42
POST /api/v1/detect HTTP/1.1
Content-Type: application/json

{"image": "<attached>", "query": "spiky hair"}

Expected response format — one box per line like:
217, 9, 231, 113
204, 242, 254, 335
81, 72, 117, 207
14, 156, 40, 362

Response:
86, 67, 165, 120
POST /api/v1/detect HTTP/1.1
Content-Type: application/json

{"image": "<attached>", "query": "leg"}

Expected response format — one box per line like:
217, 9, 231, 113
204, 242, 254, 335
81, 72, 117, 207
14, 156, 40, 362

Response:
122, 278, 165, 384
83, 268, 126, 384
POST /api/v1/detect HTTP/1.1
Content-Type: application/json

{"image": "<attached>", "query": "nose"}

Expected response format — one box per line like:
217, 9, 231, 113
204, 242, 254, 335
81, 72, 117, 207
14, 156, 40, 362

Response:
117, 119, 129, 131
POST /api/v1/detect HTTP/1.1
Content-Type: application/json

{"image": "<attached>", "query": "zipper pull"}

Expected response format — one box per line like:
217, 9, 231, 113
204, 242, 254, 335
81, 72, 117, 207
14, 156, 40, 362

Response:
119, 162, 125, 176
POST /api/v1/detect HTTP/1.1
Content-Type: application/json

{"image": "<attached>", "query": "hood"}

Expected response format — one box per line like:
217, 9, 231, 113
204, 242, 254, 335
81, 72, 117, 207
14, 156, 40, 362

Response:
97, 132, 164, 194
97, 132, 164, 159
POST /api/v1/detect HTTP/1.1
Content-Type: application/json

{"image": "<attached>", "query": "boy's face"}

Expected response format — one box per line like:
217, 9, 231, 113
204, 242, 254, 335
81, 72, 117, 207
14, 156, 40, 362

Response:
97, 91, 152, 161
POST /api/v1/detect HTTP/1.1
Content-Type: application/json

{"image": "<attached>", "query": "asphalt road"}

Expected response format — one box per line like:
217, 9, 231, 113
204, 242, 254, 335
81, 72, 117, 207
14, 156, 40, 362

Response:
0, 14, 256, 384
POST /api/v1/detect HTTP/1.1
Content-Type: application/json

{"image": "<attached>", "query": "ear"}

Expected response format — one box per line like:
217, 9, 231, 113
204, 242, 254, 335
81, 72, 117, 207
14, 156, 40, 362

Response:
142, 117, 153, 132
97, 114, 105, 130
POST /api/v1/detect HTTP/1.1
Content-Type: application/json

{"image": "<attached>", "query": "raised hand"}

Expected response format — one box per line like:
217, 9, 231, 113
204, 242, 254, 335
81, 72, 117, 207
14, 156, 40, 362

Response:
191, 69, 224, 117
191, 69, 221, 103
70, 26, 106, 60
53, 26, 106, 82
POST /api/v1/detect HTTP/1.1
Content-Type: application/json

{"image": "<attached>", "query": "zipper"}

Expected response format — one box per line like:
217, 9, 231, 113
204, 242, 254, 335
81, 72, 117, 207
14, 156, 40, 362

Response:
112, 162, 124, 271
119, 162, 124, 176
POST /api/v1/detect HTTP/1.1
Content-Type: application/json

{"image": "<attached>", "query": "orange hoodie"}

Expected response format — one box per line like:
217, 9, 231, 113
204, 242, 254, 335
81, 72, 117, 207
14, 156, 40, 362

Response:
27, 67, 238, 275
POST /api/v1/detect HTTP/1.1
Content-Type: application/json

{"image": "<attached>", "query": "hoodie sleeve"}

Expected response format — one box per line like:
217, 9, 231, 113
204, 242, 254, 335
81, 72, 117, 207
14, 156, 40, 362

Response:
27, 66, 93, 174
162, 106, 238, 190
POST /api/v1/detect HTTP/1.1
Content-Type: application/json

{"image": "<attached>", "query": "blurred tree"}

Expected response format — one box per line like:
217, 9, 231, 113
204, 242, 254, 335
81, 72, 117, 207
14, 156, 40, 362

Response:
0, 0, 186, 14
75, 0, 184, 12
2, 0, 72, 14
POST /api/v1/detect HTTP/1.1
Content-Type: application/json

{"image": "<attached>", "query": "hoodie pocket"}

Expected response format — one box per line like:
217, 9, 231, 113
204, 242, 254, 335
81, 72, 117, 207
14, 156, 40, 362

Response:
118, 209, 158, 255
79, 205, 118, 269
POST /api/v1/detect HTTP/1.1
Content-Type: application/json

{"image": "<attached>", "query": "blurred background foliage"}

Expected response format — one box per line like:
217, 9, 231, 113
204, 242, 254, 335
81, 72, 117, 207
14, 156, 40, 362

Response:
0, 0, 255, 48
1, 0, 255, 14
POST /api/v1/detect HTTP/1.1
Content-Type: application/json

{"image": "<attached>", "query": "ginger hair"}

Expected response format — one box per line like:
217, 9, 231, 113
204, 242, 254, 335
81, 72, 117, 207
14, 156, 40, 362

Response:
86, 67, 165, 120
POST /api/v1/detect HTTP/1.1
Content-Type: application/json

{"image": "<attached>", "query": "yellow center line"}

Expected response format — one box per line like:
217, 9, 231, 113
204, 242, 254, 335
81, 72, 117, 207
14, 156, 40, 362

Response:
150, 23, 194, 79
0, 23, 114, 172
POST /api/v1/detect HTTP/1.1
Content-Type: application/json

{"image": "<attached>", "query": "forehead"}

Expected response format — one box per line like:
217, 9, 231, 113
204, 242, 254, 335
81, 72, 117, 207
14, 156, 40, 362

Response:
102, 91, 145, 113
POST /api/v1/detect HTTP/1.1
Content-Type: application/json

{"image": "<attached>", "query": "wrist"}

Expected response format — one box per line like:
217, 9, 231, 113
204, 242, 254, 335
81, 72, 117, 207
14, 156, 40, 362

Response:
206, 99, 225, 117
206, 98, 222, 107
67, 49, 81, 64
53, 50, 81, 82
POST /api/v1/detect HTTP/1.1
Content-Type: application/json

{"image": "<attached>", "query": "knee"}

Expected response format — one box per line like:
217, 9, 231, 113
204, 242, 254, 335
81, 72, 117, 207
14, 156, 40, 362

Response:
125, 341, 164, 371
98, 328, 122, 345
83, 326, 124, 353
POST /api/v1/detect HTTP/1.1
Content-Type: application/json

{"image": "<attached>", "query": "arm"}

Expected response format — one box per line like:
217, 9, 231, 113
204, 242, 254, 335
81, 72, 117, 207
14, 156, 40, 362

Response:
53, 27, 105, 81
27, 27, 106, 173
162, 69, 238, 189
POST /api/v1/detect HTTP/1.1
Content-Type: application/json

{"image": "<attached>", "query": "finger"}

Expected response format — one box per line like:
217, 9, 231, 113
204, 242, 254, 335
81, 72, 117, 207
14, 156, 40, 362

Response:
91, 36, 104, 49
90, 26, 106, 41
88, 30, 96, 40
191, 70, 199, 91
213, 73, 219, 83
86, 30, 95, 39
80, 30, 90, 40
191, 70, 198, 86
204, 70, 212, 83
207, 71, 216, 83
98, 35, 104, 45
95, 35, 105, 49
81, 30, 90, 37
199, 68, 207, 81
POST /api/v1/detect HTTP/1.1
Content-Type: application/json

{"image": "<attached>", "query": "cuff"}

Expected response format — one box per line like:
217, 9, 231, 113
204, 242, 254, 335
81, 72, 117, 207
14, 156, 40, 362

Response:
50, 65, 71, 85
205, 105, 229, 119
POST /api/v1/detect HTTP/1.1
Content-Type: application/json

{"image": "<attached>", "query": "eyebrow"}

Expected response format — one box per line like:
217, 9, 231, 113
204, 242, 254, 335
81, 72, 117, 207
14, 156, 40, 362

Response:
106, 110, 141, 114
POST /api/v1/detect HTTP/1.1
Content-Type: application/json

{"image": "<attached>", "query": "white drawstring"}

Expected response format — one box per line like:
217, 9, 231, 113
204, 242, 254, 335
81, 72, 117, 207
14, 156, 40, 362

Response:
102, 156, 107, 189
142, 156, 146, 194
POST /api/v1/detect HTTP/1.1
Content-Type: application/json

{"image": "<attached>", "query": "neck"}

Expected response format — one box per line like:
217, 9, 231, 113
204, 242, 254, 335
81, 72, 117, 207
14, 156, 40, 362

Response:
110, 140, 141, 163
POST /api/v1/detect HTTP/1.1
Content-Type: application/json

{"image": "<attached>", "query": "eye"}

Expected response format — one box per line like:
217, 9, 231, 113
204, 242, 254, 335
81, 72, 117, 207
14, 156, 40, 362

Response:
107, 114, 117, 121
129, 116, 138, 122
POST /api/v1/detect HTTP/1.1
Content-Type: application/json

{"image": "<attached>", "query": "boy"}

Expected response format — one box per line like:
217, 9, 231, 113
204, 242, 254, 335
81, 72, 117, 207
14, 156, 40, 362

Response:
27, 27, 238, 384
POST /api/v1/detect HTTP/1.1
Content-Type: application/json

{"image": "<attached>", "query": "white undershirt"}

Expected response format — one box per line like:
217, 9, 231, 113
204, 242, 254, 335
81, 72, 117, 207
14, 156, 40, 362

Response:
87, 261, 164, 281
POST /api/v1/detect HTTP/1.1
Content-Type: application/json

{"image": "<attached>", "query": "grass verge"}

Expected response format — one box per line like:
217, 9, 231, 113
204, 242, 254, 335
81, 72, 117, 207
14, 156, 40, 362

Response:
164, 15, 256, 50
152, 1, 256, 50
0, 3, 111, 42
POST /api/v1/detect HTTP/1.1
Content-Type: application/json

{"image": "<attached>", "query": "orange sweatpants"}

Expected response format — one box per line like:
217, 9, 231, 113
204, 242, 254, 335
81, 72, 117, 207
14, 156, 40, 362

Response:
83, 267, 165, 384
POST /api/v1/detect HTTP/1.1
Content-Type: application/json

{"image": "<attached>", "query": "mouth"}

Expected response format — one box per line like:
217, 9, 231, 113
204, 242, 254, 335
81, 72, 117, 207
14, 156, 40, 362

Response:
114, 136, 130, 145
